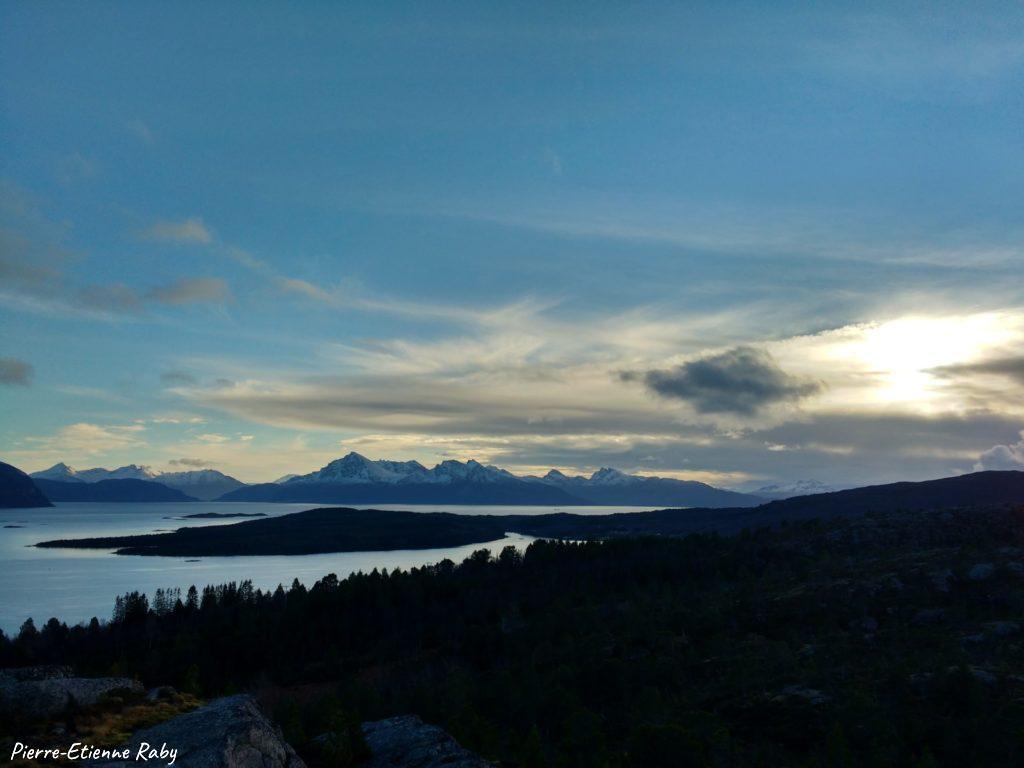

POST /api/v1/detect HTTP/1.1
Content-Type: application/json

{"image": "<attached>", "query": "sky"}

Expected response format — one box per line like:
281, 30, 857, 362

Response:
1, 1, 1023, 489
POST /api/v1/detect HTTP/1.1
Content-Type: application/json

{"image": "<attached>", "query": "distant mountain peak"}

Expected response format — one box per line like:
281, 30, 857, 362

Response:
32, 463, 83, 482
76, 464, 157, 482
298, 452, 430, 485
589, 467, 636, 485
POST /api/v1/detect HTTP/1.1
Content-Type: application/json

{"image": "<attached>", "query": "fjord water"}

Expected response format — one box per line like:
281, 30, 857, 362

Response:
0, 501, 648, 633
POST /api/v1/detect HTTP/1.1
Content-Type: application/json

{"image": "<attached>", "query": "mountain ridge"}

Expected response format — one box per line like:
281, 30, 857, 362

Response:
33, 478, 198, 503
30, 464, 245, 501
217, 452, 762, 507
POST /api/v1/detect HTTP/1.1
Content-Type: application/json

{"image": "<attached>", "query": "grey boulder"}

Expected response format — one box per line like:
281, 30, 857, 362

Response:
93, 694, 305, 768
361, 715, 494, 767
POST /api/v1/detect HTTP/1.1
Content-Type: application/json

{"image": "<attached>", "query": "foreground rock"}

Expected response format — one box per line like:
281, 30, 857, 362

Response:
0, 666, 142, 719
93, 695, 305, 768
361, 715, 493, 767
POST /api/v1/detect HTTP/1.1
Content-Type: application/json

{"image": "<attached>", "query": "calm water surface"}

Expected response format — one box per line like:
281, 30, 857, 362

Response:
0, 501, 649, 633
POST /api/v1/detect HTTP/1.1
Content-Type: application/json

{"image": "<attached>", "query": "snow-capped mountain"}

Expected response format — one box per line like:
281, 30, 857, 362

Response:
220, 452, 577, 504
29, 462, 84, 483
531, 466, 763, 507
32, 463, 157, 483
78, 464, 157, 482
285, 453, 517, 486
30, 463, 245, 501
752, 480, 837, 500
221, 453, 763, 507
427, 459, 516, 484
32, 453, 764, 508
588, 467, 639, 486
286, 453, 430, 484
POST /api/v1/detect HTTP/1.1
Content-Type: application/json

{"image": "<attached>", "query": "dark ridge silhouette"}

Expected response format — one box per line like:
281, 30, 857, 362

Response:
539, 473, 763, 507
33, 478, 198, 503
755, 469, 1024, 515
0, 461, 52, 508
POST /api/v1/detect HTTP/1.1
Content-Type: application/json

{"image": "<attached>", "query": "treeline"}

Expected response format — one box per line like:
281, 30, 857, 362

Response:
3, 512, 1024, 767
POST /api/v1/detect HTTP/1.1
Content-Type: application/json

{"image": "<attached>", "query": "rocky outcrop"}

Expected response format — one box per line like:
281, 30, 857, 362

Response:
360, 715, 493, 767
93, 695, 305, 768
0, 665, 142, 719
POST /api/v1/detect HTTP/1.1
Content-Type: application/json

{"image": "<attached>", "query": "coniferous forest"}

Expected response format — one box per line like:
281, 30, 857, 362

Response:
4, 505, 1024, 767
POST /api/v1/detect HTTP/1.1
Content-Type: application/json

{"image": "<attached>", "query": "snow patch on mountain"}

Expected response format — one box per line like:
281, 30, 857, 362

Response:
288, 453, 522, 486
32, 463, 157, 483
753, 480, 836, 500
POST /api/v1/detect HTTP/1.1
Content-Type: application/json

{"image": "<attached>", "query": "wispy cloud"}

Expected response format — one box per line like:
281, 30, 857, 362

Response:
142, 217, 213, 244
809, 13, 1024, 90
161, 305, 1024, 484
275, 276, 336, 303
437, 194, 1024, 269
161, 371, 198, 386
541, 147, 564, 176
147, 277, 230, 306
6, 422, 148, 469
53, 153, 100, 186
76, 283, 145, 314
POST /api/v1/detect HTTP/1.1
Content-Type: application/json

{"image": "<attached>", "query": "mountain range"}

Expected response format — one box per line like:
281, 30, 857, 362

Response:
30, 463, 246, 501
217, 452, 763, 507
13, 454, 832, 507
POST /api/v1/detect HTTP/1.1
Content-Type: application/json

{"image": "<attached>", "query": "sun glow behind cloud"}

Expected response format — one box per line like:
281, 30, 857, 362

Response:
823, 313, 1023, 408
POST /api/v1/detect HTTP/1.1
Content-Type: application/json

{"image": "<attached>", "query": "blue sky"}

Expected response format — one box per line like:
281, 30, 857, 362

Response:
2, 2, 1023, 487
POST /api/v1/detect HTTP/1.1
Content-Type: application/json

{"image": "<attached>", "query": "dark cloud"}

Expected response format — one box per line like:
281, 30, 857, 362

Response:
169, 457, 214, 468
147, 277, 229, 306
623, 346, 822, 415
0, 357, 33, 386
161, 371, 198, 386
934, 356, 1024, 385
